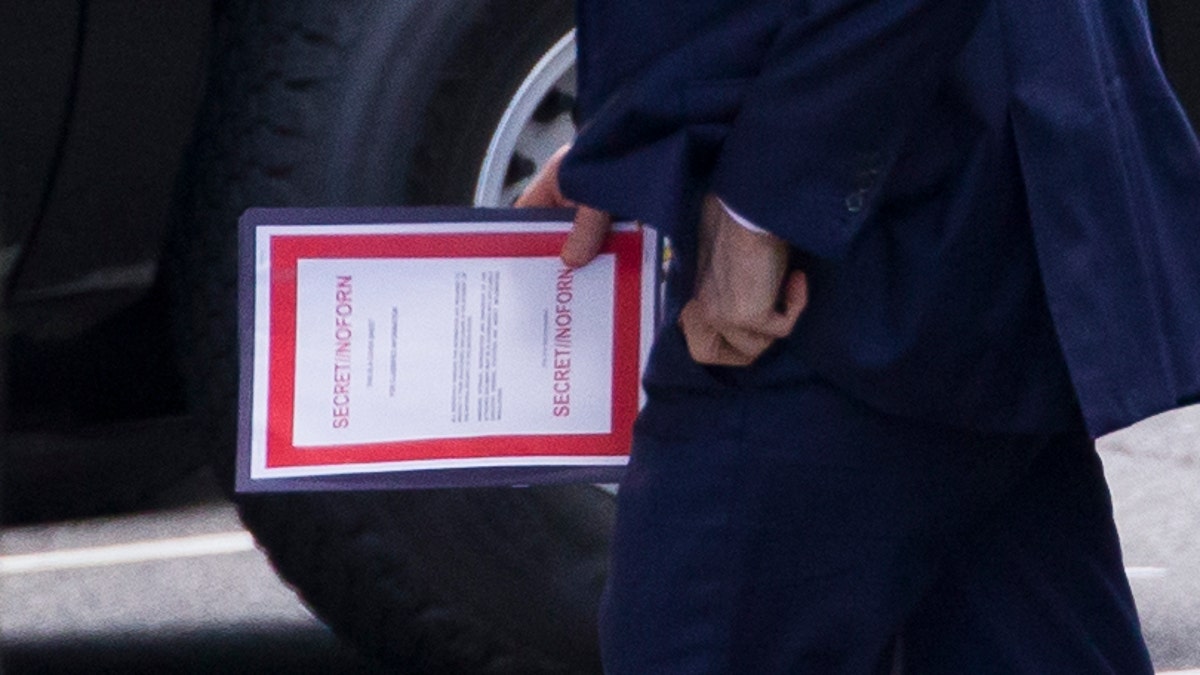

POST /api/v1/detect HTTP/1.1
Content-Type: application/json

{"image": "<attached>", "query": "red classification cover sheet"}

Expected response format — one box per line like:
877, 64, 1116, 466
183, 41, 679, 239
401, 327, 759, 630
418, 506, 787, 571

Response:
237, 207, 660, 491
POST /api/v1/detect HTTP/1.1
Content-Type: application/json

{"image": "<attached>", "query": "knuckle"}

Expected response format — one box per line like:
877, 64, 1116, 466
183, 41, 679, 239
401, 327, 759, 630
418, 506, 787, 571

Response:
689, 341, 716, 364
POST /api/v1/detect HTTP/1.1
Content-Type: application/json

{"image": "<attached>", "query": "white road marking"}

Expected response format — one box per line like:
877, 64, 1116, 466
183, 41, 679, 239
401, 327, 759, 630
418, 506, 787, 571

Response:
0, 530, 1172, 584
1159, 670, 1200, 674
0, 532, 257, 575
1126, 566, 1170, 579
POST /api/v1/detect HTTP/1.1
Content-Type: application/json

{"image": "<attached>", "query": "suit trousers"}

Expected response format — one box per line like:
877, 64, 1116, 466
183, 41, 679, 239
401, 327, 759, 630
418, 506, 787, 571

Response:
599, 351, 1153, 673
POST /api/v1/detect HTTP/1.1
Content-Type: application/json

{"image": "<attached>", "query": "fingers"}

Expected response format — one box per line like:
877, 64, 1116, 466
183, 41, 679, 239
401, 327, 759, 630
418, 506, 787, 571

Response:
514, 145, 573, 208
512, 176, 566, 208
561, 206, 613, 268
759, 270, 809, 337
679, 302, 759, 367
678, 299, 773, 366
511, 144, 613, 267
718, 326, 777, 360
678, 270, 809, 367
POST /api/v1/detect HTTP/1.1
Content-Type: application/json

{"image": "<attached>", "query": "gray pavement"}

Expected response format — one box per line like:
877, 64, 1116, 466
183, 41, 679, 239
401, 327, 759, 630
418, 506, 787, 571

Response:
1099, 404, 1200, 672
1, 406, 1197, 673
0, 475, 388, 673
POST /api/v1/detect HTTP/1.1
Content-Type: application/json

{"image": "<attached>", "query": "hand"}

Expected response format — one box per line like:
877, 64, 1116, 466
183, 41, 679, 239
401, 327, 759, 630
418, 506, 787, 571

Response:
514, 144, 613, 268
678, 195, 808, 366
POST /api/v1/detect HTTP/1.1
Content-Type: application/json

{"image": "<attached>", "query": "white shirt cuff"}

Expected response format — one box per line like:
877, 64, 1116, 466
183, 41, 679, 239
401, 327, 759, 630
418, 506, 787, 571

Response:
717, 197, 770, 235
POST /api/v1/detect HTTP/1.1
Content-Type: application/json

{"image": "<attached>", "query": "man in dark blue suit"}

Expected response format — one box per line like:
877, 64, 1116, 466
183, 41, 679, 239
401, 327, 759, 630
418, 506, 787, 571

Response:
519, 1, 1200, 671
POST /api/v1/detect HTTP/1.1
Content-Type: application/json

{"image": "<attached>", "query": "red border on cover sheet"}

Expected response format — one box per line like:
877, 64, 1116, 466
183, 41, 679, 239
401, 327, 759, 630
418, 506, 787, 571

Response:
264, 230, 642, 468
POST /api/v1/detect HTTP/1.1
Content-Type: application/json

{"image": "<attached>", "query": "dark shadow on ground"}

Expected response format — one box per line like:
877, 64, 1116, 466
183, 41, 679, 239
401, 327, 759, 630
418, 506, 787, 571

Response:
2, 623, 393, 674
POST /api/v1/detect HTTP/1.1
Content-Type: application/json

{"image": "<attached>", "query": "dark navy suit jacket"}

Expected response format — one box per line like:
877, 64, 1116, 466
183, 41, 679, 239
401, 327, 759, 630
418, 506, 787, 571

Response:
560, 0, 1200, 437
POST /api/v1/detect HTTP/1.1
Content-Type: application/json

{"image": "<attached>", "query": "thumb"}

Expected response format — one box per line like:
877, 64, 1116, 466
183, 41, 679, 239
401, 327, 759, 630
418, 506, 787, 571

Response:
561, 206, 613, 268
759, 270, 808, 337
778, 270, 809, 325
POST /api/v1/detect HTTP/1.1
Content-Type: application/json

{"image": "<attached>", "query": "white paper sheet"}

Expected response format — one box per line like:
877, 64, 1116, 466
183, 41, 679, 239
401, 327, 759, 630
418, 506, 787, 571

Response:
290, 255, 616, 446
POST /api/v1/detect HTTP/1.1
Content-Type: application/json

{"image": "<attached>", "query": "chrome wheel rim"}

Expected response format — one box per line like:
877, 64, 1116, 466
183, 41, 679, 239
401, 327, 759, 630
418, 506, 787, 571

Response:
474, 31, 577, 207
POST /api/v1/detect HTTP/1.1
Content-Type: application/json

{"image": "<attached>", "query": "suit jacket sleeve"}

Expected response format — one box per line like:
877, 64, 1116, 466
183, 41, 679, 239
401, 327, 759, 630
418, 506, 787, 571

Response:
561, 0, 990, 258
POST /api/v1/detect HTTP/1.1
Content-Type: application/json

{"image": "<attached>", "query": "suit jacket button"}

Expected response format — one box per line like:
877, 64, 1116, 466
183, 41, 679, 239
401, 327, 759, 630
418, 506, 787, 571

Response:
845, 189, 867, 213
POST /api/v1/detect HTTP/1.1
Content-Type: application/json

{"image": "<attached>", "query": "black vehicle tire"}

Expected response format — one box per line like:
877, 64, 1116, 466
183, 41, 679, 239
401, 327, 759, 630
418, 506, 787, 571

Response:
2, 287, 202, 524
171, 1, 611, 672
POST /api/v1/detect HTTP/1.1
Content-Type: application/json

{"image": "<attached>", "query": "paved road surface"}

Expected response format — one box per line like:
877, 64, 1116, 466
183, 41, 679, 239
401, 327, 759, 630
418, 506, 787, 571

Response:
2, 405, 1197, 673
1099, 405, 1200, 672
